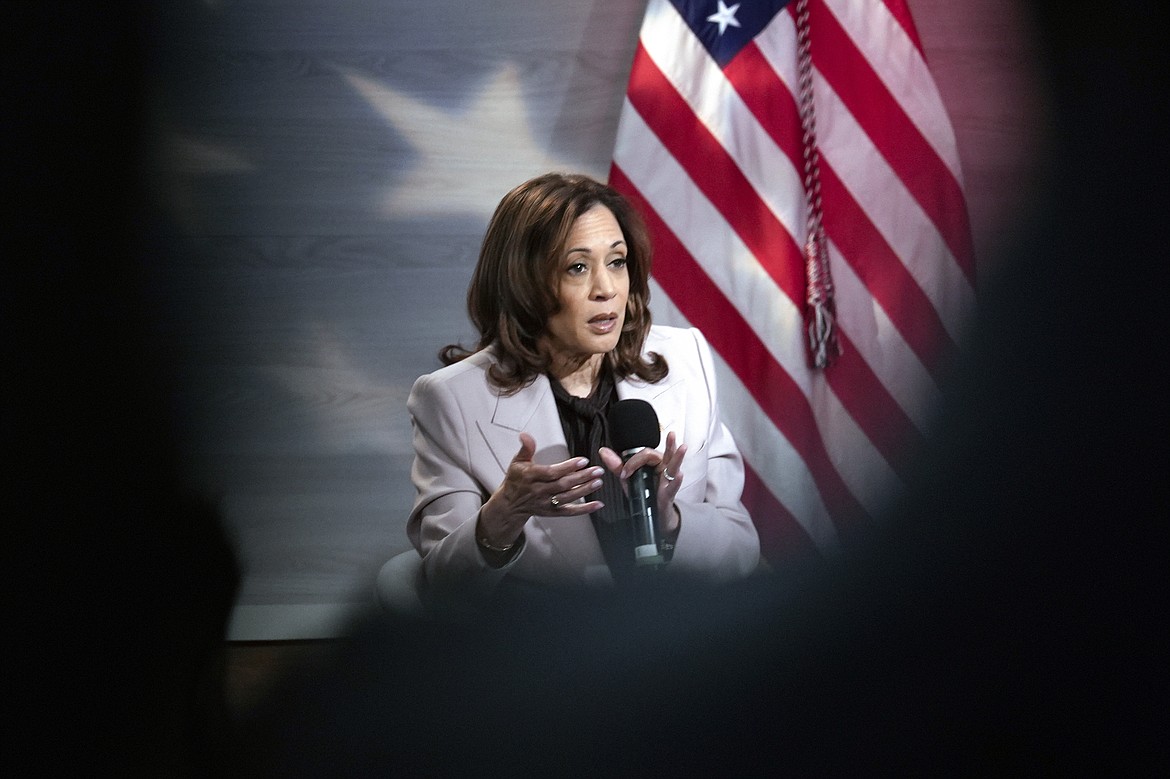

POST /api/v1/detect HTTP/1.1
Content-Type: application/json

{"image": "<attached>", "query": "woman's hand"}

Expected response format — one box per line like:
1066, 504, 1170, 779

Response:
600, 431, 687, 535
478, 432, 606, 549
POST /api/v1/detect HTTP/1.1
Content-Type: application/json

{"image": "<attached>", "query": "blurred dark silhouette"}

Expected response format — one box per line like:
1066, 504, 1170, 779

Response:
4, 5, 240, 774
233, 1, 1165, 774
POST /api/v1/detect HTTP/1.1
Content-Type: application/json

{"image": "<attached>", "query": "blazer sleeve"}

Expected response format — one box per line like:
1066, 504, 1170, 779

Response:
405, 370, 520, 595
667, 328, 761, 581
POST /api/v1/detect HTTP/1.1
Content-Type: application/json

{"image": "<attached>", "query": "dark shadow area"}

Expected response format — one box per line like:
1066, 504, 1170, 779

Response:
4, 5, 240, 774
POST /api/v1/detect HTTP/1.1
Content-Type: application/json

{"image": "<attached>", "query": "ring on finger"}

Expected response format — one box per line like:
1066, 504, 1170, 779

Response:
662, 470, 676, 482
550, 494, 562, 508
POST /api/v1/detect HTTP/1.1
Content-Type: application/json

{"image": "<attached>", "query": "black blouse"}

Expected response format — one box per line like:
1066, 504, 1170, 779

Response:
548, 368, 640, 581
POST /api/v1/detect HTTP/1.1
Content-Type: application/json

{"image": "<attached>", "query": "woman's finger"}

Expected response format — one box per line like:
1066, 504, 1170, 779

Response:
511, 432, 538, 465
554, 465, 605, 495
597, 446, 623, 474
616, 448, 662, 480
663, 442, 688, 483
524, 456, 591, 485
661, 432, 677, 471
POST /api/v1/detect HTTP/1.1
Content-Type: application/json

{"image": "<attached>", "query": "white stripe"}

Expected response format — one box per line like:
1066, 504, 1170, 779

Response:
636, 3, 807, 255
638, 6, 972, 346
826, 234, 942, 433
749, 14, 975, 339
822, 0, 965, 183
615, 102, 809, 391
614, 1, 948, 526
813, 73, 976, 340
614, 111, 900, 521
632, 10, 953, 415
615, 56, 942, 435
752, 3, 801, 94
648, 280, 840, 552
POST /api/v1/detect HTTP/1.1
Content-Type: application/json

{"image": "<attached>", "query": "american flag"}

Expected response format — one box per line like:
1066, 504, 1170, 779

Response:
610, 0, 974, 560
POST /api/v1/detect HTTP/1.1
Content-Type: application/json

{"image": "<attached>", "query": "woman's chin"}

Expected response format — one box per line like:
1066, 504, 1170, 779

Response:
590, 332, 622, 354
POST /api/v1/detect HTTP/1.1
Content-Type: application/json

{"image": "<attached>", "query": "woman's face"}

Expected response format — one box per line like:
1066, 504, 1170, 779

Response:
542, 204, 630, 366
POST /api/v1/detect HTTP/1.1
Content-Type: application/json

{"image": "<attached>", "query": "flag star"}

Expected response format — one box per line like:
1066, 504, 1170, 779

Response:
706, 1, 742, 36
335, 63, 590, 220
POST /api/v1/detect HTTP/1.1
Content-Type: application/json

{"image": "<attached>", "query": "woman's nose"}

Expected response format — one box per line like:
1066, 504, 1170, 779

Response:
591, 269, 615, 298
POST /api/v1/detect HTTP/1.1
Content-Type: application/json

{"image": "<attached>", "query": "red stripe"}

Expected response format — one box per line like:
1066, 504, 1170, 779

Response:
722, 41, 960, 379
742, 462, 820, 563
722, 42, 803, 170
611, 163, 870, 532
611, 1, 968, 549
622, 48, 931, 479
825, 330, 926, 475
625, 43, 806, 304
811, 0, 974, 285
820, 163, 959, 379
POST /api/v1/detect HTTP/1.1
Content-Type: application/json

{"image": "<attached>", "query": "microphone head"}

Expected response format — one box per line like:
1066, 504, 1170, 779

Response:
607, 398, 661, 453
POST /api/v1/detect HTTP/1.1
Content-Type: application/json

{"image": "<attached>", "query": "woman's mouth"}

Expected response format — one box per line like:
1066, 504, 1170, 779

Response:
588, 313, 618, 334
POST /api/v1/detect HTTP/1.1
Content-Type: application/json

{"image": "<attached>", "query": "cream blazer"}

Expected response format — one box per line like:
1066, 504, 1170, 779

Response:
406, 325, 759, 593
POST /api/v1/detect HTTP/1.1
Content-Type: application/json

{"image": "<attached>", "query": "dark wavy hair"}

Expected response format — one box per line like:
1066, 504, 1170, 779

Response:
440, 172, 668, 393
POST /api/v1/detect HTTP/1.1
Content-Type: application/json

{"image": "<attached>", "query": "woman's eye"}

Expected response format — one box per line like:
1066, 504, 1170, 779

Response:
610, 256, 628, 269
566, 262, 587, 275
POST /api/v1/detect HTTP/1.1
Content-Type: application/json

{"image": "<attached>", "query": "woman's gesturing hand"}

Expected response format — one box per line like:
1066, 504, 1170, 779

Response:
478, 433, 606, 549
599, 431, 687, 535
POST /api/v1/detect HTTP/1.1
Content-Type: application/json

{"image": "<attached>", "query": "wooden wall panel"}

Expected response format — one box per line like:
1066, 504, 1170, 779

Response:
142, 0, 1046, 638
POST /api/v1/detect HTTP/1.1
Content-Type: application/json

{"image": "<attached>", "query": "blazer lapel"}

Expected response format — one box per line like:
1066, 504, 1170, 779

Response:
475, 375, 603, 572
477, 374, 582, 469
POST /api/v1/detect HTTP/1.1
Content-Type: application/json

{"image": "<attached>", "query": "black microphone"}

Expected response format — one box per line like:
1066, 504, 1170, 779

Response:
607, 398, 665, 567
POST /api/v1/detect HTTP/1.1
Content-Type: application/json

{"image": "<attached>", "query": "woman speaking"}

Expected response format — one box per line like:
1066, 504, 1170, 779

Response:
406, 173, 759, 597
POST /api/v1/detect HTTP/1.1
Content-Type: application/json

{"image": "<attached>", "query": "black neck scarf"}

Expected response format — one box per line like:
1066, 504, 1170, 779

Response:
548, 367, 638, 582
